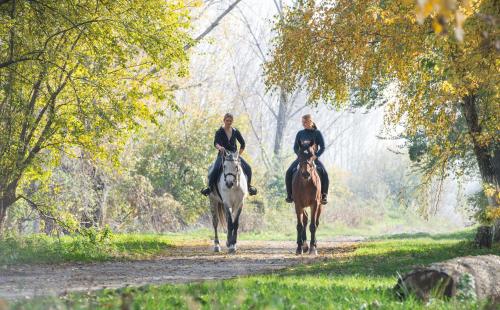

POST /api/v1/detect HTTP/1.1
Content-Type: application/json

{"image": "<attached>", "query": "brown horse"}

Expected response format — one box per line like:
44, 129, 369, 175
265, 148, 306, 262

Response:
292, 144, 322, 255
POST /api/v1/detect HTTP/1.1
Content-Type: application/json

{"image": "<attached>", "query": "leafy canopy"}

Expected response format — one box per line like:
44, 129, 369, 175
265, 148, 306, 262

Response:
265, 0, 499, 177
0, 0, 193, 191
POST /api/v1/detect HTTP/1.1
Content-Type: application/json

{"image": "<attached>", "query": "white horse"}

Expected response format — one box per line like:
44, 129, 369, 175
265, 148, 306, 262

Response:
209, 151, 248, 253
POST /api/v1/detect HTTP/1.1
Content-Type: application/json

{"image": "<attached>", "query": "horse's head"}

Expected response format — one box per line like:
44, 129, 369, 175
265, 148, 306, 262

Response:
298, 143, 316, 180
222, 151, 240, 189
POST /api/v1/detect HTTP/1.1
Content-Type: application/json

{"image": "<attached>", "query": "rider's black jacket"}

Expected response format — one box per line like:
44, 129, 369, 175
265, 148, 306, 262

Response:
293, 128, 325, 157
214, 127, 245, 153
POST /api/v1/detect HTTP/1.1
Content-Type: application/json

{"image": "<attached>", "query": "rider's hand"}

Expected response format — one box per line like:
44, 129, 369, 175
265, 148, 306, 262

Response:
218, 146, 226, 153
311, 155, 317, 161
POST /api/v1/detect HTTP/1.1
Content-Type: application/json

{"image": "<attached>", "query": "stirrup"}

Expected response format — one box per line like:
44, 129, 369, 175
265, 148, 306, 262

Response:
248, 186, 257, 196
201, 188, 211, 196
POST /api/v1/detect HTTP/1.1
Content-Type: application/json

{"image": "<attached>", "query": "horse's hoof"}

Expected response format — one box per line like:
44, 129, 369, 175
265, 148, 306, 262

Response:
214, 244, 221, 252
302, 244, 309, 253
295, 247, 303, 255
309, 246, 318, 256
228, 245, 237, 254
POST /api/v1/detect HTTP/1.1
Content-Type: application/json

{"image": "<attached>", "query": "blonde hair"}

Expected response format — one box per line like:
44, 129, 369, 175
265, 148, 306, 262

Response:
223, 113, 234, 121
302, 114, 317, 130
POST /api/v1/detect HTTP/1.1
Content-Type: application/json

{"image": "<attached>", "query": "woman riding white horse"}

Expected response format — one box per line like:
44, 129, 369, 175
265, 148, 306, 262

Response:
201, 113, 257, 196
202, 113, 257, 253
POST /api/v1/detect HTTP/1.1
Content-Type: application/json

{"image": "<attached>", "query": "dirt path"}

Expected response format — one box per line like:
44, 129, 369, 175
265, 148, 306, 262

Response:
0, 238, 361, 300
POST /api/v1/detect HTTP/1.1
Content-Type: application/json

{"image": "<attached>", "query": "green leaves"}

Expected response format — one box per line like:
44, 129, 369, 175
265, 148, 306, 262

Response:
0, 1, 194, 221
133, 108, 220, 223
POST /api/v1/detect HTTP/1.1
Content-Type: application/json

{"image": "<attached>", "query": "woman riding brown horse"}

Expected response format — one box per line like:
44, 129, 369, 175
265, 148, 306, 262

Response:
293, 143, 322, 255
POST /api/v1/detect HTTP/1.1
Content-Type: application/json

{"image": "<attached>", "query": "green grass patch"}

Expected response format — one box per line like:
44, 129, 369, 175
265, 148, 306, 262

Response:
9, 231, 500, 309
0, 233, 176, 265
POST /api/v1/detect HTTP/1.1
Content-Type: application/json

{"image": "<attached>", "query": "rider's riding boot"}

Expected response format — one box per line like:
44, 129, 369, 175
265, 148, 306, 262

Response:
248, 185, 257, 196
201, 187, 211, 196
285, 169, 294, 203
321, 193, 328, 205
286, 188, 293, 203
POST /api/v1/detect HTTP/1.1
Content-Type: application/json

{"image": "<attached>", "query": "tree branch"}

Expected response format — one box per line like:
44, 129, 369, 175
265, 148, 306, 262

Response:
273, 0, 283, 19
0, 57, 38, 69
325, 118, 357, 150
232, 65, 272, 169
184, 0, 243, 50
255, 91, 278, 119
17, 194, 79, 234
237, 7, 267, 62
22, 64, 78, 168
19, 68, 47, 156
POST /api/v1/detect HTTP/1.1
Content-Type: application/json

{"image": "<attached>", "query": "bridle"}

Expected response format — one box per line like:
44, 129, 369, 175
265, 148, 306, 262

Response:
222, 151, 240, 185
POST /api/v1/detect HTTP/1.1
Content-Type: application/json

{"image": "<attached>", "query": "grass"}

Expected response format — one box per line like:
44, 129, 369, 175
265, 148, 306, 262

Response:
239, 224, 468, 242
6, 230, 500, 309
0, 233, 177, 265
238, 204, 466, 241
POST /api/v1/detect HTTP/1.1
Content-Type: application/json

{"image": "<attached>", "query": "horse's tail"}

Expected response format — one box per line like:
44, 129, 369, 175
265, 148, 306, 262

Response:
215, 202, 226, 228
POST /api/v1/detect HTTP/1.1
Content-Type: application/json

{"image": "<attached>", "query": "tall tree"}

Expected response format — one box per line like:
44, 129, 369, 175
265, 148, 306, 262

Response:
0, 0, 192, 229
265, 1, 499, 236
237, 0, 307, 158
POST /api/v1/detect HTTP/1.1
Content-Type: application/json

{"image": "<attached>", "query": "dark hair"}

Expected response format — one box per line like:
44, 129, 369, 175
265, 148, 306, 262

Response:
312, 122, 318, 130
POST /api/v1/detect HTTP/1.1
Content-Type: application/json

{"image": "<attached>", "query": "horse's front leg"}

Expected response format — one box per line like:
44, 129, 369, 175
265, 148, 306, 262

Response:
210, 200, 220, 252
225, 205, 233, 249
229, 206, 243, 253
309, 204, 319, 255
211, 200, 223, 252
301, 210, 309, 253
296, 209, 304, 255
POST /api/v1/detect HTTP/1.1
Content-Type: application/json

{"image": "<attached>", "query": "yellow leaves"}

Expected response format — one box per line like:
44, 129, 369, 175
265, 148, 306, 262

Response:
415, 0, 477, 41
485, 206, 500, 221
416, 0, 457, 24
303, 9, 314, 23
432, 18, 445, 34
440, 81, 456, 94
484, 185, 497, 199
266, 0, 496, 127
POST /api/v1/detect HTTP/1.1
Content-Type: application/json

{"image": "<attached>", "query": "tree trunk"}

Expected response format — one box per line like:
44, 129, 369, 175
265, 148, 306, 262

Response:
43, 217, 55, 235
32, 216, 40, 233
395, 255, 500, 302
98, 184, 109, 227
273, 89, 289, 157
0, 183, 17, 233
0, 201, 8, 232
461, 95, 500, 244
